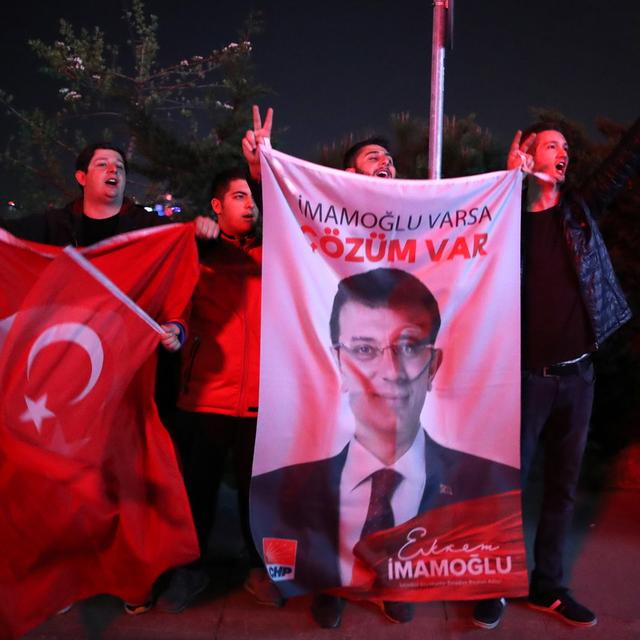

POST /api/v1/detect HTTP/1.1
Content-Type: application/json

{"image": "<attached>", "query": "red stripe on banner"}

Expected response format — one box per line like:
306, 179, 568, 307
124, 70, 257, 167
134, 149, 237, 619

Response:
345, 491, 527, 600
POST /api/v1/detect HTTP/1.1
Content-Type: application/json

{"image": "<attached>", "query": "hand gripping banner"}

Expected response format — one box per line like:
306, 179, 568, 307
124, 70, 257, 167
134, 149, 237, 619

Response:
250, 147, 528, 602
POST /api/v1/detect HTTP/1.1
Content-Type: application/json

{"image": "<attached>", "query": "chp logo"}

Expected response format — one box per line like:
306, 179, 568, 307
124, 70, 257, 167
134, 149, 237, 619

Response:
263, 537, 297, 581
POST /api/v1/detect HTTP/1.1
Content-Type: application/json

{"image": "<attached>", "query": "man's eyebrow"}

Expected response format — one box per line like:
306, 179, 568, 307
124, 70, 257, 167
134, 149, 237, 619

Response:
348, 336, 376, 343
92, 156, 123, 163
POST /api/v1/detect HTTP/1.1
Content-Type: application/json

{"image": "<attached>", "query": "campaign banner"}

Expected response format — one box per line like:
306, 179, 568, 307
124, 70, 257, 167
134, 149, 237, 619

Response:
0, 225, 199, 639
250, 147, 527, 601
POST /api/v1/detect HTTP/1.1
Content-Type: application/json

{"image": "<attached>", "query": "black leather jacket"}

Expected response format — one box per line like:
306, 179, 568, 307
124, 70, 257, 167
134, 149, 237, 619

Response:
558, 117, 640, 346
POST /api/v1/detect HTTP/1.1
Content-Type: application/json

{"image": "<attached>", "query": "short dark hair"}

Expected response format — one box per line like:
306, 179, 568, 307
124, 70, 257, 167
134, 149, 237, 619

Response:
520, 121, 569, 152
75, 142, 128, 173
329, 268, 441, 345
209, 167, 250, 201
342, 136, 392, 170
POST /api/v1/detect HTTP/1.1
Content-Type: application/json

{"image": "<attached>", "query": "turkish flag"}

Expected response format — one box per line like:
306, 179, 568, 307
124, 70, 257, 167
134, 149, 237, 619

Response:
0, 226, 200, 639
82, 223, 199, 324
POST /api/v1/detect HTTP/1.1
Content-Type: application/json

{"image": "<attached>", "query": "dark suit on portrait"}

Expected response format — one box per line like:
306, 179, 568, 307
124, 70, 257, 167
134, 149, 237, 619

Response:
250, 430, 520, 597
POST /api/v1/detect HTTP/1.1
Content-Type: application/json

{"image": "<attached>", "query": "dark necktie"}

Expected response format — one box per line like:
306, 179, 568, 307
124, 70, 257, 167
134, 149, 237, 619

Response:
360, 468, 402, 539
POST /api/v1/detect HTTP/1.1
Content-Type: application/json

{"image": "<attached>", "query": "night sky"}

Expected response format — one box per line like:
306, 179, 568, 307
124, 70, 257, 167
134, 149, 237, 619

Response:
1, 0, 638, 198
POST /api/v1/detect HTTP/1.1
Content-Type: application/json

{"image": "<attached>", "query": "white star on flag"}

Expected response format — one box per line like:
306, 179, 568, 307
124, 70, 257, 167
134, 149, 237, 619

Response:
20, 394, 56, 433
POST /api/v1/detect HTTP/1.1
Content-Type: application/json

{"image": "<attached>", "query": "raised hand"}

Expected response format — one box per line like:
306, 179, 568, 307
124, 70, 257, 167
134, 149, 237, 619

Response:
242, 105, 274, 181
507, 130, 536, 173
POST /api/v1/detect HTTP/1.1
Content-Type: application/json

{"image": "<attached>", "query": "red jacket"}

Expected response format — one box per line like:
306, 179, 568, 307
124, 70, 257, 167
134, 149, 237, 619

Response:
177, 234, 261, 417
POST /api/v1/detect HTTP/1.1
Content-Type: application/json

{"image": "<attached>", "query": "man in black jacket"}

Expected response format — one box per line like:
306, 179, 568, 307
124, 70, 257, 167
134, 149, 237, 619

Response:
1, 142, 218, 353
473, 118, 640, 630
5, 144, 163, 244
1, 141, 208, 614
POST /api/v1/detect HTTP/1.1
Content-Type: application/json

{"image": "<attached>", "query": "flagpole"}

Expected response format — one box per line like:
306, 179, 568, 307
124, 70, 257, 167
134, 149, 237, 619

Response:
428, 0, 452, 180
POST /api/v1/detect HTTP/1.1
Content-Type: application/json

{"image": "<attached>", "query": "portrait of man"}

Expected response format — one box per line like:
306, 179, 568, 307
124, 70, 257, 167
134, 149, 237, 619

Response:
250, 267, 520, 598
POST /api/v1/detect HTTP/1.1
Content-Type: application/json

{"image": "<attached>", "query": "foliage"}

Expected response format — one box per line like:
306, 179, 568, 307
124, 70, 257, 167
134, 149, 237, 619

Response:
0, 0, 266, 214
316, 112, 503, 178
590, 126, 640, 451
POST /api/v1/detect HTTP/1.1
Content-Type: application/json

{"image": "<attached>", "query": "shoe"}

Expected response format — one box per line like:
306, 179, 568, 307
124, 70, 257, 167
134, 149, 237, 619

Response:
243, 567, 285, 607
156, 566, 210, 613
123, 601, 153, 615
381, 601, 415, 623
472, 598, 507, 629
310, 594, 345, 629
528, 591, 597, 627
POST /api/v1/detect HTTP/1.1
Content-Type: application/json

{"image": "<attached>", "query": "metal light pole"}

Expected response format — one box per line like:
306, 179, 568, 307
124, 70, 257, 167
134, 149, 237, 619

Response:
428, 0, 453, 180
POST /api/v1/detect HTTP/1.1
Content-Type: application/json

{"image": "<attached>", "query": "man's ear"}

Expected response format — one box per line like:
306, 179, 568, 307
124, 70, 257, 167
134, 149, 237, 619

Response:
75, 170, 87, 187
425, 348, 443, 391
345, 167, 356, 174
331, 346, 350, 393
211, 197, 222, 215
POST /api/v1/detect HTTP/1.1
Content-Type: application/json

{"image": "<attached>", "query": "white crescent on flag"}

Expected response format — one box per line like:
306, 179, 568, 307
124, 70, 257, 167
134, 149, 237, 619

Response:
27, 322, 104, 404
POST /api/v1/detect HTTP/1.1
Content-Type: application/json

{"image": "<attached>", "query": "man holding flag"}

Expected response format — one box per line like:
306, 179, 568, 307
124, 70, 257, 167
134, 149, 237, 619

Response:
243, 107, 525, 628
243, 107, 423, 627
0, 141, 217, 351
0, 142, 207, 636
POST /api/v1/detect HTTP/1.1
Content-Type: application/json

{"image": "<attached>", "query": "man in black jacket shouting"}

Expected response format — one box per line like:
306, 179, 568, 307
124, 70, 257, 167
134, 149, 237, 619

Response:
473, 117, 640, 630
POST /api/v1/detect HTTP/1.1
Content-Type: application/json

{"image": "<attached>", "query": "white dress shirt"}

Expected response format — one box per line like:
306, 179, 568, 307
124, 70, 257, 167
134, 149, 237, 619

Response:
338, 429, 427, 586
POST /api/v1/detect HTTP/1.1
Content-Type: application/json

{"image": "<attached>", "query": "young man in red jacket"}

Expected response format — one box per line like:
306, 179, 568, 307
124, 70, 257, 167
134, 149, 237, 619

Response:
157, 167, 282, 612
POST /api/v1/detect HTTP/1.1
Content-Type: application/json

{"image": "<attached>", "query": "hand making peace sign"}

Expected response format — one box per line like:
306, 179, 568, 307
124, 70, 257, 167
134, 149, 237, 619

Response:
507, 130, 536, 173
242, 105, 274, 182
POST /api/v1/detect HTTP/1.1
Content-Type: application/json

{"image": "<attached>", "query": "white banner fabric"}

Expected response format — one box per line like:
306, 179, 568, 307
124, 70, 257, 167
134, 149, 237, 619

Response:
251, 146, 526, 601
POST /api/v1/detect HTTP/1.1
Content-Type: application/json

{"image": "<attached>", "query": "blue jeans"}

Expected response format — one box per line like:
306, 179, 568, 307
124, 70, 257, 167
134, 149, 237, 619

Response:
521, 360, 595, 595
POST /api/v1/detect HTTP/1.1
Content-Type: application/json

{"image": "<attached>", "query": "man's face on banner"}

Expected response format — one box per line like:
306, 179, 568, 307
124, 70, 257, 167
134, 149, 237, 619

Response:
335, 300, 442, 458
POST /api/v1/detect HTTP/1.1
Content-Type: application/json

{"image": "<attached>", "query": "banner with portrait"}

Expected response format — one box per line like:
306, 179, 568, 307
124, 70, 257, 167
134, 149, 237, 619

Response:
251, 146, 527, 601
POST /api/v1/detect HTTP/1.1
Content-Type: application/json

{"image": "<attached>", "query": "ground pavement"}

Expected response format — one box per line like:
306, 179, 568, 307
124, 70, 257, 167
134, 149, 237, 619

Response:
23, 450, 640, 640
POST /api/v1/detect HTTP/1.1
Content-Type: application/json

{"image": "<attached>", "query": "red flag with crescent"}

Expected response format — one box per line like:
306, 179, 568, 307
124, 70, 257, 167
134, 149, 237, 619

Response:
0, 225, 199, 639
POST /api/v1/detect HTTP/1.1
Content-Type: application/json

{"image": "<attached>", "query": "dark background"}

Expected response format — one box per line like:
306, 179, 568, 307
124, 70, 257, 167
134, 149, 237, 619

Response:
1, 0, 638, 181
